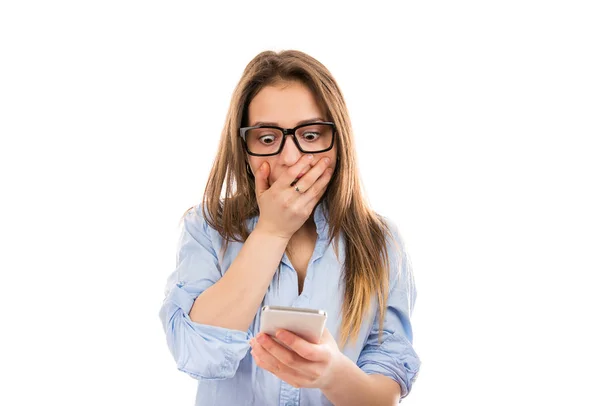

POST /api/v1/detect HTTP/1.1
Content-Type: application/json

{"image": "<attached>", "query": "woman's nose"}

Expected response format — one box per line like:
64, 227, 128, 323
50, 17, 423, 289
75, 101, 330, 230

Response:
279, 134, 303, 164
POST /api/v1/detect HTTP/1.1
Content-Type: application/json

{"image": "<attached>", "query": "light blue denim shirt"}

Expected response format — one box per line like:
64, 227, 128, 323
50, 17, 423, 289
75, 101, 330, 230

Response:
159, 201, 420, 406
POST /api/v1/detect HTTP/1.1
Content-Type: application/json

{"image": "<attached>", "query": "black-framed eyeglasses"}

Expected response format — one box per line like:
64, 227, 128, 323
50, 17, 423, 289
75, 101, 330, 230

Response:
239, 121, 336, 156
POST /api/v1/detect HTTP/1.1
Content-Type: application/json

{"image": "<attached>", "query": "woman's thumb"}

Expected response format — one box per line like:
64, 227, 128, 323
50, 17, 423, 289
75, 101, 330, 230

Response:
254, 162, 270, 194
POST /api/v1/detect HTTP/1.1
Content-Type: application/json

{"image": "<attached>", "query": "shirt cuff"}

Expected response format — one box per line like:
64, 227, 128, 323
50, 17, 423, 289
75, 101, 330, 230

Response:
161, 285, 252, 380
357, 333, 420, 399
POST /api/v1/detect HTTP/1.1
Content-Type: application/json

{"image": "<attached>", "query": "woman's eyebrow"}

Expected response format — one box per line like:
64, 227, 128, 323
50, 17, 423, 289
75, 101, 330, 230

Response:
250, 117, 326, 127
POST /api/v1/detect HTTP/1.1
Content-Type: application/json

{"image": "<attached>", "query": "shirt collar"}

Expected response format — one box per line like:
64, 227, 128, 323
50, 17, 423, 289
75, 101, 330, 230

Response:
313, 199, 329, 242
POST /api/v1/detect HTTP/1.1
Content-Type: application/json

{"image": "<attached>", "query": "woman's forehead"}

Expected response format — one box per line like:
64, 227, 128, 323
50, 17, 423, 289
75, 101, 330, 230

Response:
248, 82, 325, 127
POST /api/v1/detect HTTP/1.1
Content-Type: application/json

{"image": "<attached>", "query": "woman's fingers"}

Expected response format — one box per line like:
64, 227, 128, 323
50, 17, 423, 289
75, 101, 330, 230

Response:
291, 156, 331, 194
297, 166, 335, 207
272, 154, 315, 190
251, 336, 312, 379
251, 331, 337, 389
252, 154, 333, 240
255, 334, 315, 370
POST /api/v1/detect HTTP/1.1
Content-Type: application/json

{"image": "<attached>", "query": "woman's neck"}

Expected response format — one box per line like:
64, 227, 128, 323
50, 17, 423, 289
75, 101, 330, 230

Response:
288, 216, 317, 248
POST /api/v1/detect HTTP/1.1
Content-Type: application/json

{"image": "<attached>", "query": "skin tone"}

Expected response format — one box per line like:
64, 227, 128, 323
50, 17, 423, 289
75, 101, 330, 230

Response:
187, 81, 336, 341
249, 330, 402, 404
246, 81, 337, 242
245, 81, 402, 404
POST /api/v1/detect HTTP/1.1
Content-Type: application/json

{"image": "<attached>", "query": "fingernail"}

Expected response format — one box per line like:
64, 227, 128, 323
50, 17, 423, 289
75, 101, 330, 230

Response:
307, 154, 314, 160
324, 157, 331, 164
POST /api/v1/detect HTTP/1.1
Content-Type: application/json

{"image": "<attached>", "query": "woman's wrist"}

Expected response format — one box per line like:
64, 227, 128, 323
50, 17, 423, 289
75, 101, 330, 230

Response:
253, 221, 293, 243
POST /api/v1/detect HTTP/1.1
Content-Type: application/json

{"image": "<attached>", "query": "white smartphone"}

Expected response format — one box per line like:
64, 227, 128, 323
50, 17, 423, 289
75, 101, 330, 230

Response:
259, 305, 327, 347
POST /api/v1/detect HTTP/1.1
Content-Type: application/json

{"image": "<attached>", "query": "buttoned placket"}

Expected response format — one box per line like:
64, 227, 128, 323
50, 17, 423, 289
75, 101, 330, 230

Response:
276, 205, 329, 405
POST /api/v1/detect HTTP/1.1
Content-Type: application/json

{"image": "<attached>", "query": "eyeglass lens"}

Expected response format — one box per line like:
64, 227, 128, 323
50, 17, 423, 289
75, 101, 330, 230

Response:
246, 124, 333, 154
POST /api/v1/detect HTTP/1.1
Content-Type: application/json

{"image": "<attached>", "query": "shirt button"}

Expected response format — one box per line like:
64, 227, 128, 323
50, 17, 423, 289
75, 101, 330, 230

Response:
285, 402, 294, 406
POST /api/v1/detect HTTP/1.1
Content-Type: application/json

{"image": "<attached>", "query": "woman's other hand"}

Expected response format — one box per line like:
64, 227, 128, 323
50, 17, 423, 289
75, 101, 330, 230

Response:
249, 327, 343, 390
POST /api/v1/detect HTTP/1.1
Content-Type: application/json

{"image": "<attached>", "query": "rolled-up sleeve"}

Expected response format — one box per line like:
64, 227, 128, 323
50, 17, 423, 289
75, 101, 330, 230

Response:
159, 206, 250, 380
356, 220, 421, 399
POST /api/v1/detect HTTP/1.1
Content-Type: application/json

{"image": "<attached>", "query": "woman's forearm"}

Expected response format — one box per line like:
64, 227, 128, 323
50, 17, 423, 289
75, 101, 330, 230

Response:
321, 355, 401, 406
188, 225, 289, 332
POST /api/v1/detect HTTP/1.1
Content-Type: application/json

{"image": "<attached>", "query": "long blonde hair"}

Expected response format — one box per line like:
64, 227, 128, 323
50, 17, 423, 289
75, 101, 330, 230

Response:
187, 50, 399, 348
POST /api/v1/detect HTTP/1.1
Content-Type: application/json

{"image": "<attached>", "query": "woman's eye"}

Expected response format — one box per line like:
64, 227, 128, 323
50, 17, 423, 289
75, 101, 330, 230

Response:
301, 131, 320, 141
259, 135, 276, 144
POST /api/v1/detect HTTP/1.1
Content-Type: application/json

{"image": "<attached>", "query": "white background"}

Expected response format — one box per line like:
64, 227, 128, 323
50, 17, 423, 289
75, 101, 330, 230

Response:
1, 1, 599, 405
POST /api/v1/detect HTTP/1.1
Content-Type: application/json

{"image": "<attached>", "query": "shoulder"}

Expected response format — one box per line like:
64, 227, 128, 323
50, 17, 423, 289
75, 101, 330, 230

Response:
178, 203, 251, 256
180, 204, 209, 233
178, 204, 223, 248
376, 213, 408, 257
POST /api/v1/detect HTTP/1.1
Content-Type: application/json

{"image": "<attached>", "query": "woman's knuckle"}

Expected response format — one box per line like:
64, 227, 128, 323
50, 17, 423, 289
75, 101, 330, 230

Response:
285, 355, 296, 366
312, 367, 322, 378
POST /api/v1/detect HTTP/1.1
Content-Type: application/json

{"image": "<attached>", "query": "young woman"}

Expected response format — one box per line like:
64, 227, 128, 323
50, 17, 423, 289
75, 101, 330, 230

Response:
159, 50, 420, 405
